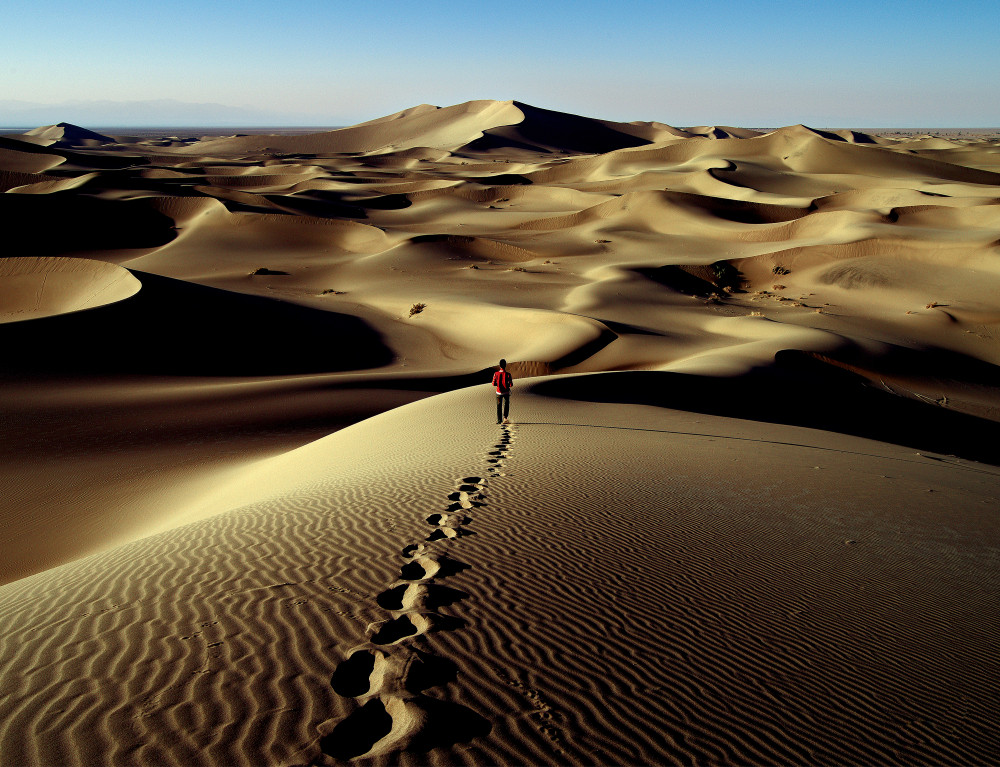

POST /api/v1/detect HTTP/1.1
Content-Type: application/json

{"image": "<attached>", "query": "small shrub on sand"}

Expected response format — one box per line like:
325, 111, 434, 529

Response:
773, 284, 786, 290
409, 303, 426, 317
320, 289, 344, 295
926, 301, 940, 309
772, 265, 791, 276
710, 261, 742, 292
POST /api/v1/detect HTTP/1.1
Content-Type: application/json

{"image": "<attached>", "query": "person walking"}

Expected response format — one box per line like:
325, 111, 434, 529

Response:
493, 359, 513, 424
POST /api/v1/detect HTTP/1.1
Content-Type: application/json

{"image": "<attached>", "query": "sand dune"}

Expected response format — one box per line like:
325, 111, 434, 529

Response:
1, 100, 999, 765
23, 122, 117, 148
0, 256, 140, 323
1, 389, 997, 766
0, 143, 66, 174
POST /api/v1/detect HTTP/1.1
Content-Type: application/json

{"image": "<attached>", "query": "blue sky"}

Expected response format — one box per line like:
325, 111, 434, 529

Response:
3, 0, 998, 126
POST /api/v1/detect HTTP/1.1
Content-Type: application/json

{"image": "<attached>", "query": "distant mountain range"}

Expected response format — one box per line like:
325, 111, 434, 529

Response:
0, 99, 334, 128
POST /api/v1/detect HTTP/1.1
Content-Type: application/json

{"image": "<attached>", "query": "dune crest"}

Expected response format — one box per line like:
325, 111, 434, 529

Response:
0, 257, 141, 323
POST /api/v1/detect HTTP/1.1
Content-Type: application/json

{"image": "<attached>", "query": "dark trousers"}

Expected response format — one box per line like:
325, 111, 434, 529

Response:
496, 393, 509, 422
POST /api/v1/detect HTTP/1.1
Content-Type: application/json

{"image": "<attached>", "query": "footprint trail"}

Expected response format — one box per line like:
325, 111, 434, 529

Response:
317, 425, 517, 761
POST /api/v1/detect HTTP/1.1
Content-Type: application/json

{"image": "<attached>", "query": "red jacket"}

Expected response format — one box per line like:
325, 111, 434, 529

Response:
492, 369, 512, 394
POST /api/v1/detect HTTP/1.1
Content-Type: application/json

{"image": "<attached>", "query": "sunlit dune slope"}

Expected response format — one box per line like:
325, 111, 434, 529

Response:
0, 256, 140, 323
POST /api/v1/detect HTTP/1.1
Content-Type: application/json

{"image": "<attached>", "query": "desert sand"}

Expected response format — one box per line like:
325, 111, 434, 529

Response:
1, 101, 998, 766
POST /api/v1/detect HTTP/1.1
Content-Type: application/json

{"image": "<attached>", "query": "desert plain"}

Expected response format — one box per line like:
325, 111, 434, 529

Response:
0, 100, 999, 766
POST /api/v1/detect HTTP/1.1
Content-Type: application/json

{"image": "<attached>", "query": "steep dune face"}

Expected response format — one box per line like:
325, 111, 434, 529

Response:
23, 122, 116, 148
2, 102, 1000, 765
462, 100, 655, 154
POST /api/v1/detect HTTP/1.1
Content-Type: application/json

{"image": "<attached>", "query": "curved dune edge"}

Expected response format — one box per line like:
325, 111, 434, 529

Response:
0, 257, 141, 323
0, 384, 997, 766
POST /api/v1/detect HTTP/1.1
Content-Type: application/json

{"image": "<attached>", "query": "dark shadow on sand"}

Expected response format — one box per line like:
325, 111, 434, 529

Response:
320, 697, 491, 761
529, 353, 1000, 466
0, 270, 394, 376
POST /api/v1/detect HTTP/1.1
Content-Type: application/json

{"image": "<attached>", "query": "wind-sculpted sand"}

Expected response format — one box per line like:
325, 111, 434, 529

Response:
1, 101, 998, 765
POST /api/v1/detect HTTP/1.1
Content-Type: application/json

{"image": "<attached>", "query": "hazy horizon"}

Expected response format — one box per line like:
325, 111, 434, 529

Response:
3, 0, 999, 129
2, 99, 1000, 134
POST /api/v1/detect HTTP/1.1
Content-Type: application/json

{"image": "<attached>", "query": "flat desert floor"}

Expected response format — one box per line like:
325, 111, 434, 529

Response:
1, 101, 998, 766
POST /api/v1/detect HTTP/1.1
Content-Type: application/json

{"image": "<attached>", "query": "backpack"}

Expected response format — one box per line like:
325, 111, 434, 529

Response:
493, 370, 511, 394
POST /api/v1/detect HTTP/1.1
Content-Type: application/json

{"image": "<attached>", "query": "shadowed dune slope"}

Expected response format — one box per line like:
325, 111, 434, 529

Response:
530, 358, 1000, 465
463, 101, 654, 155
0, 193, 177, 257
0, 270, 394, 376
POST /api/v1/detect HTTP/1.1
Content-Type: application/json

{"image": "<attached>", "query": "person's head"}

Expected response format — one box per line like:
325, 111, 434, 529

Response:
499, 358, 507, 370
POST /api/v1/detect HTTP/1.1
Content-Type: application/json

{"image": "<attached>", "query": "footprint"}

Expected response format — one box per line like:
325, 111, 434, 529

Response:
447, 489, 484, 500
331, 648, 388, 697
446, 491, 484, 509
377, 583, 467, 612
426, 513, 470, 528
427, 527, 470, 542
320, 697, 397, 760
320, 695, 490, 761
399, 557, 440, 582
331, 644, 460, 707
461, 476, 483, 484
399, 555, 469, 581
377, 583, 418, 612
369, 613, 465, 645
369, 614, 423, 645
401, 543, 426, 560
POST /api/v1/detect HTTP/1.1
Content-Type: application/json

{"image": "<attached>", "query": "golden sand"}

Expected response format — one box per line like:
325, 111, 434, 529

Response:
1, 102, 998, 765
